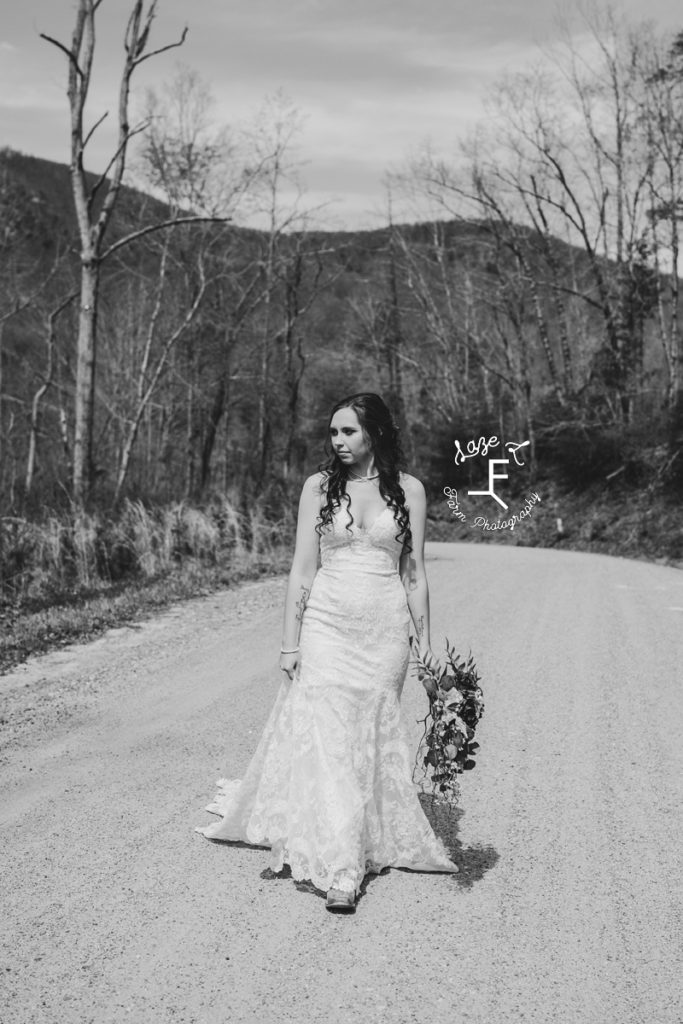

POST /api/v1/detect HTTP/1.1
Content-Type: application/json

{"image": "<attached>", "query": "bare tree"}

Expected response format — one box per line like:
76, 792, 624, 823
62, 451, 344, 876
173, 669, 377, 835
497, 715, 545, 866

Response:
240, 92, 310, 489
401, 5, 661, 426
275, 233, 338, 481
40, 1, 225, 503
138, 64, 259, 218
0, 164, 70, 497
24, 293, 78, 496
640, 30, 683, 463
140, 68, 261, 496
112, 232, 211, 502
234, 91, 335, 493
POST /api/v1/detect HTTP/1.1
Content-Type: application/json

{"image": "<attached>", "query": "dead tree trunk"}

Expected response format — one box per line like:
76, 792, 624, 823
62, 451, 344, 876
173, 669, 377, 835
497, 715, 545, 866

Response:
41, 2, 224, 503
25, 294, 78, 496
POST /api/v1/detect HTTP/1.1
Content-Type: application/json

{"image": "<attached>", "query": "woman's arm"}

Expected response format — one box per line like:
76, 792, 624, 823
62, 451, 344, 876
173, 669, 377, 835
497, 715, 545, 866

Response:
279, 473, 323, 678
399, 476, 433, 658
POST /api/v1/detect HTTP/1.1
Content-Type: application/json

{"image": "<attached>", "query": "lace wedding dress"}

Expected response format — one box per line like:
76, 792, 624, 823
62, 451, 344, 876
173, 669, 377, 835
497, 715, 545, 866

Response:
195, 501, 458, 894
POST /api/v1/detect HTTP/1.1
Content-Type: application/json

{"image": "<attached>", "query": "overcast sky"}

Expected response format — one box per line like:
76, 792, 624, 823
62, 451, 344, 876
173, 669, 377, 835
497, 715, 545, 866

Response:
1, 0, 681, 229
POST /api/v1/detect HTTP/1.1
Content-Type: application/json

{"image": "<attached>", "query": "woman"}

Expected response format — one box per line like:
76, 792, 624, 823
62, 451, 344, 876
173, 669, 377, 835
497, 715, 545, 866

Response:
196, 393, 458, 912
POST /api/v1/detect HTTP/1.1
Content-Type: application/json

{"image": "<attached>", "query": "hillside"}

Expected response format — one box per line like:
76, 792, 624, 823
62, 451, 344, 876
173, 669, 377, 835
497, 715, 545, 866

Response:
1, 143, 681, 672
0, 147, 602, 294
0, 147, 169, 243
0, 146, 678, 517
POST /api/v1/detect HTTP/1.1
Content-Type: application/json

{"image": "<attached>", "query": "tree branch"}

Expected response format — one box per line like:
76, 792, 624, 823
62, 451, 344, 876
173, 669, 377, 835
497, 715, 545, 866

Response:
101, 215, 231, 262
133, 27, 189, 68
39, 33, 84, 79
88, 120, 149, 212
82, 110, 109, 150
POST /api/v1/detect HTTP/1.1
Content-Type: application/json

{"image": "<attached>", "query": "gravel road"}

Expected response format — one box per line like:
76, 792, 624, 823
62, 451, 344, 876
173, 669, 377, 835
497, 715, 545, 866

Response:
1, 542, 682, 1024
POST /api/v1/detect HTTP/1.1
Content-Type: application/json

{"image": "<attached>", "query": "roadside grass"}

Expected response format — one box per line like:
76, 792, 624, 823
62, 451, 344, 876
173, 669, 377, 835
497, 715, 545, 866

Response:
428, 476, 683, 567
0, 556, 292, 676
1, 480, 680, 675
0, 498, 293, 675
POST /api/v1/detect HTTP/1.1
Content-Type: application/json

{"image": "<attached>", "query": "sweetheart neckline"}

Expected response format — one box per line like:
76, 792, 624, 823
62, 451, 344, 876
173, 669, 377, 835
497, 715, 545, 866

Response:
343, 504, 393, 534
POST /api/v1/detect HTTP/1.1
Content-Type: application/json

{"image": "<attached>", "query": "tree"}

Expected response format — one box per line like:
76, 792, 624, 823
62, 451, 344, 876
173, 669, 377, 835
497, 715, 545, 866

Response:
24, 293, 78, 497
397, 4, 664, 429
240, 92, 310, 490
135, 67, 265, 498
0, 158, 73, 507
640, 30, 683, 472
40, 1, 224, 504
139, 63, 257, 218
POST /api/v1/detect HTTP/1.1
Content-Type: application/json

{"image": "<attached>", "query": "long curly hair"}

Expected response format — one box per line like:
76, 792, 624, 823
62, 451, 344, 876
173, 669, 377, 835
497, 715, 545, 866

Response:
315, 392, 412, 552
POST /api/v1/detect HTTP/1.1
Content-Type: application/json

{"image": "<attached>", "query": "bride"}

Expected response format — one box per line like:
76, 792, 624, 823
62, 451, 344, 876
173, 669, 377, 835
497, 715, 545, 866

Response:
196, 392, 458, 912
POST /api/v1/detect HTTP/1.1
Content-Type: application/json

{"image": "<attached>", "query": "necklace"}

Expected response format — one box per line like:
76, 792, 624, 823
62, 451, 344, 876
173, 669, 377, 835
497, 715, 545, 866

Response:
348, 471, 379, 482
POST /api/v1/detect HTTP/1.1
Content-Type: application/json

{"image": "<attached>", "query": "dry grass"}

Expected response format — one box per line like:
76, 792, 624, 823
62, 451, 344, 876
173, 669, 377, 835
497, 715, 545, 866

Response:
0, 497, 294, 674
1, 498, 291, 601
2, 480, 680, 676
427, 477, 683, 567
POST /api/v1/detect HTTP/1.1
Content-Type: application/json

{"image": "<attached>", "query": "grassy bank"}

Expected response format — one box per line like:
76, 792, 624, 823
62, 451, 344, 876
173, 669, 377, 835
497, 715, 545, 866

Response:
1, 481, 680, 675
0, 498, 293, 675
427, 477, 683, 567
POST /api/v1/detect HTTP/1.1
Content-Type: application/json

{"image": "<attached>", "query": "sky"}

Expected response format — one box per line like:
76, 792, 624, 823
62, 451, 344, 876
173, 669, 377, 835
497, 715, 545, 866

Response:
1, 0, 682, 230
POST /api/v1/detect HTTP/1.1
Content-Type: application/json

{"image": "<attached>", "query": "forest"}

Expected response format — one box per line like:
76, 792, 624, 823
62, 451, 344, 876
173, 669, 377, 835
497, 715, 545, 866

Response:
1, 1, 682, 658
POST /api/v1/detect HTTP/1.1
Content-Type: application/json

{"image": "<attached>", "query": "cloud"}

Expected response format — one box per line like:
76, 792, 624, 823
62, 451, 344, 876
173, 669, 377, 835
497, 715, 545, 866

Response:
6, 0, 683, 229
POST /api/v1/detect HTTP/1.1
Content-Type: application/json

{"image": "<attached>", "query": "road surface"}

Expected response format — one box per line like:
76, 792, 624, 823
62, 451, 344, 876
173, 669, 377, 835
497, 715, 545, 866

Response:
1, 542, 681, 1024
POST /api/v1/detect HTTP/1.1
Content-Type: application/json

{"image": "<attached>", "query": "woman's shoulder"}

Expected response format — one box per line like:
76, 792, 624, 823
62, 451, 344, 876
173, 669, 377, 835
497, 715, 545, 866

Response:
399, 471, 426, 500
302, 470, 329, 497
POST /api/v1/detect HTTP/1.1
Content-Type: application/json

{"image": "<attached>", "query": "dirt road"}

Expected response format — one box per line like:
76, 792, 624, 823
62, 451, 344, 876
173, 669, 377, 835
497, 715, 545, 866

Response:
1, 542, 681, 1024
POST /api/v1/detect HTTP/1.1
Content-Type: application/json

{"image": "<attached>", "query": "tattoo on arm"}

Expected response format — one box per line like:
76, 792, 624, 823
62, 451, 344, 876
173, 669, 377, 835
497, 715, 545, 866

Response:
295, 586, 310, 623
416, 615, 425, 641
404, 553, 418, 592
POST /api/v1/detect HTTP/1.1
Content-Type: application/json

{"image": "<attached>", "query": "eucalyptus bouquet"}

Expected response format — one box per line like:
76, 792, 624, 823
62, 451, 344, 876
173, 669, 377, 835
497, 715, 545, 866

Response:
411, 638, 485, 806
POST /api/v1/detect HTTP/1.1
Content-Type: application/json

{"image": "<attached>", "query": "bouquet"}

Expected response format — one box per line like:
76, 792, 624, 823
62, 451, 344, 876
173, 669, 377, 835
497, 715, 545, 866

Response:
411, 637, 485, 806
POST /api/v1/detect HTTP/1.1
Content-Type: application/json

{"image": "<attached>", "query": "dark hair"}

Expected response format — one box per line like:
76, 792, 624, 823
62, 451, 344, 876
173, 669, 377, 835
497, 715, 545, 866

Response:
315, 392, 412, 552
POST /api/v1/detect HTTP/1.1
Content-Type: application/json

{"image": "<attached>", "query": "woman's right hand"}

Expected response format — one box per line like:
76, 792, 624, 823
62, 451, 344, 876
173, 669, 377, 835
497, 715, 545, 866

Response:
279, 650, 300, 680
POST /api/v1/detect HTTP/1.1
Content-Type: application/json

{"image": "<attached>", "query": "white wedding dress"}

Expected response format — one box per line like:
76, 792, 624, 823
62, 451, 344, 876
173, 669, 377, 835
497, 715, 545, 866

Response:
195, 501, 458, 894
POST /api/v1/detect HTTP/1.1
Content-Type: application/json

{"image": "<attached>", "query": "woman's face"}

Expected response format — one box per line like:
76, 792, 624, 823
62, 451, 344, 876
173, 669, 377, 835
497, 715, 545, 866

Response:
329, 407, 372, 467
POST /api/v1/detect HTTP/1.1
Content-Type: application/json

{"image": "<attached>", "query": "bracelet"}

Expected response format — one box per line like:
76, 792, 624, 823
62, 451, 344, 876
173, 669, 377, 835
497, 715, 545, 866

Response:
280, 646, 300, 654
